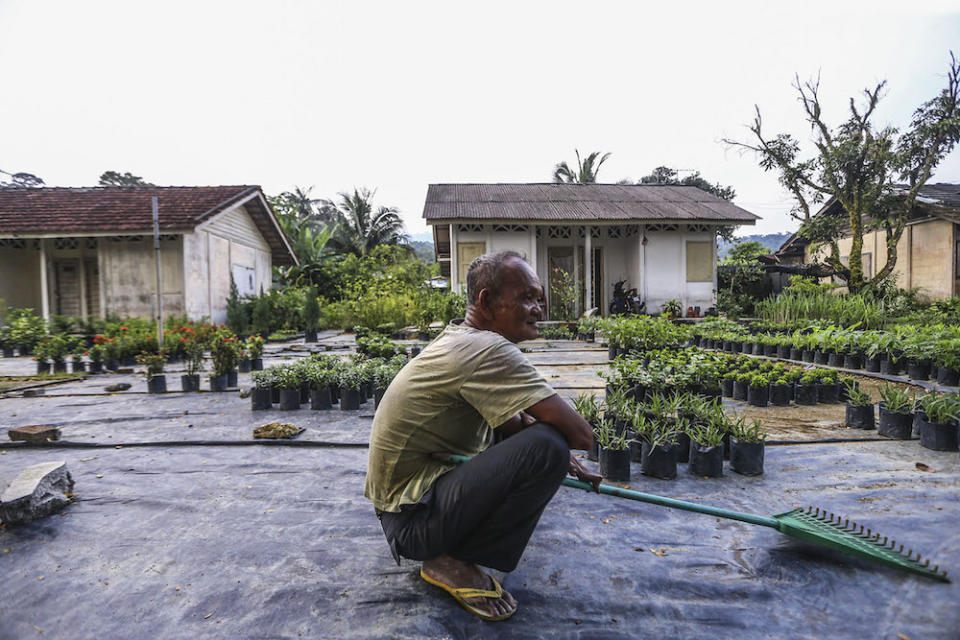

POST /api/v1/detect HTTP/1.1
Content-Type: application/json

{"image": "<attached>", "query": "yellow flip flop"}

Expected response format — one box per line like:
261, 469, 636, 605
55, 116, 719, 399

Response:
420, 568, 516, 621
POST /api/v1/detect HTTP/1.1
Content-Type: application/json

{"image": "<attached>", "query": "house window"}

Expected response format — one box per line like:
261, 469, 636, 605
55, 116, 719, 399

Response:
686, 241, 712, 282
457, 242, 486, 285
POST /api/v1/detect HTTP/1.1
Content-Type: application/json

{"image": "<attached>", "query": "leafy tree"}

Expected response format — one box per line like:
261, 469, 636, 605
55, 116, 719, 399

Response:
720, 240, 767, 266
552, 150, 611, 183
251, 287, 272, 335
0, 169, 44, 188
225, 276, 249, 336
323, 187, 408, 257
269, 186, 338, 287
98, 171, 153, 187
302, 286, 320, 330
718, 240, 771, 317
636, 166, 736, 201
725, 53, 960, 293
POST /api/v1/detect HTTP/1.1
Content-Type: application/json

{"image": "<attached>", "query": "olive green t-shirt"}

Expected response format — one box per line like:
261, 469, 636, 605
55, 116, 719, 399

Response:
364, 322, 557, 513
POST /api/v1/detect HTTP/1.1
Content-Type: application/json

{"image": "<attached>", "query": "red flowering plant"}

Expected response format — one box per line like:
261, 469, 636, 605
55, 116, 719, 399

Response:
210, 330, 240, 377
245, 335, 265, 360
182, 333, 206, 377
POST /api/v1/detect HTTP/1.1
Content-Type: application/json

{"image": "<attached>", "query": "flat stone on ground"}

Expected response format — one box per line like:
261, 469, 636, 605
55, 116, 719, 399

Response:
104, 383, 132, 392
0, 460, 74, 525
8, 425, 61, 443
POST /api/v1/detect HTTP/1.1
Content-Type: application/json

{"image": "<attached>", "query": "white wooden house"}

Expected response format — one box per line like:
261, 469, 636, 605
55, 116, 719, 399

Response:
0, 186, 297, 323
425, 183, 759, 316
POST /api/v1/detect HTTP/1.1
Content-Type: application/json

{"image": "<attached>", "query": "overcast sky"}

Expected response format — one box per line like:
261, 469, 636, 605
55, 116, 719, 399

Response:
2, 1, 959, 238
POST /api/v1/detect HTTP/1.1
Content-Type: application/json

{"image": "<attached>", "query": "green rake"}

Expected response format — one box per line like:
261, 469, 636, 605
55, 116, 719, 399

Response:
445, 455, 950, 582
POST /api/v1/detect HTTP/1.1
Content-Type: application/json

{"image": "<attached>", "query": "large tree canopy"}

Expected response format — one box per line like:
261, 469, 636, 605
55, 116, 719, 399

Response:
636, 166, 736, 201
323, 187, 408, 258
552, 150, 611, 183
725, 53, 960, 293
0, 169, 44, 188
98, 170, 153, 187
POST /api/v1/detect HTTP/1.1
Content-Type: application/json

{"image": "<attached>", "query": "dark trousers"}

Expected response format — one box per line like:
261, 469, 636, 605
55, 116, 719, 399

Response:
378, 422, 569, 572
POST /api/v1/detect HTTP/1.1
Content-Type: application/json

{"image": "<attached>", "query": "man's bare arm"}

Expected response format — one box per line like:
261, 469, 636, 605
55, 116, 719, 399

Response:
523, 394, 593, 451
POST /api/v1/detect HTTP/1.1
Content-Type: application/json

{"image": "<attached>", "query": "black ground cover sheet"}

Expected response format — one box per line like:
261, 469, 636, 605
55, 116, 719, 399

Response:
2, 439, 958, 639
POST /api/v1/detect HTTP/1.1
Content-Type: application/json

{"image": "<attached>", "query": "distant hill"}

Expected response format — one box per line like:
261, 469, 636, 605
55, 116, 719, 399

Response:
718, 232, 792, 259
411, 240, 435, 263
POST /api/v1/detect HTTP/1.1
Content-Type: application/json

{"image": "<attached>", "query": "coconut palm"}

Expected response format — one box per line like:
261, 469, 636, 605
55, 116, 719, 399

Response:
552, 150, 612, 183
324, 187, 408, 257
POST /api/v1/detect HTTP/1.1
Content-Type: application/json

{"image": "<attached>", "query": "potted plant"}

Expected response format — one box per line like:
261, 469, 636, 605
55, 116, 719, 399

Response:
816, 370, 838, 403
181, 335, 204, 392
903, 339, 933, 381
688, 423, 724, 477
862, 332, 884, 372
246, 335, 265, 370
729, 417, 766, 476
305, 361, 336, 410
769, 376, 791, 406
137, 351, 168, 394
747, 372, 769, 407
934, 340, 960, 387
661, 299, 682, 320
843, 381, 875, 430
249, 370, 274, 410
209, 333, 238, 392
251, 292, 272, 339
373, 362, 401, 409
595, 418, 633, 482
338, 365, 365, 411
573, 393, 604, 462
87, 343, 105, 374
733, 372, 749, 401
877, 383, 914, 439
721, 371, 736, 398
273, 366, 302, 410
302, 286, 320, 343
916, 394, 959, 452
237, 343, 251, 373
795, 371, 819, 405
640, 423, 678, 480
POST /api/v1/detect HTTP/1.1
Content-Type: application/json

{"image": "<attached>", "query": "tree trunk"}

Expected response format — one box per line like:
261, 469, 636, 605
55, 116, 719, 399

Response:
847, 203, 865, 293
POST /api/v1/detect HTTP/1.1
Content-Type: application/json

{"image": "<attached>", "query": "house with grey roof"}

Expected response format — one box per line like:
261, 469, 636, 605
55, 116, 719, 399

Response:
0, 186, 297, 322
424, 183, 759, 316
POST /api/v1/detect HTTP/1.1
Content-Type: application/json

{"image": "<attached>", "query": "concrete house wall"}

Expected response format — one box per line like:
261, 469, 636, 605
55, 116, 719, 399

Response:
100, 236, 185, 319
0, 243, 42, 311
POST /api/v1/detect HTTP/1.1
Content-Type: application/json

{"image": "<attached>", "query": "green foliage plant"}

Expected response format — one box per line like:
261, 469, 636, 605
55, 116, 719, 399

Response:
920, 393, 960, 425
879, 383, 912, 414
225, 276, 249, 336
731, 417, 767, 444
689, 423, 725, 447
136, 351, 166, 379
251, 288, 272, 335
572, 394, 603, 423
302, 286, 321, 331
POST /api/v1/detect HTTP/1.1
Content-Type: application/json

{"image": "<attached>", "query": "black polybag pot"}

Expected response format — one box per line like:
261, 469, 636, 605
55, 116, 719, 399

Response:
769, 384, 791, 406
733, 381, 748, 401
147, 375, 167, 394
608, 345, 618, 360
227, 370, 238, 388
374, 387, 386, 409
878, 403, 913, 439
907, 360, 931, 381
795, 384, 818, 405
251, 358, 264, 370
880, 358, 901, 376
36, 361, 49, 375
790, 347, 802, 361
918, 416, 959, 452
828, 352, 844, 368
340, 387, 361, 410
210, 375, 228, 392
238, 359, 251, 373
300, 384, 310, 404
844, 353, 862, 370
777, 345, 791, 359
816, 383, 837, 404
588, 434, 599, 462
251, 388, 272, 410
270, 387, 280, 404
865, 355, 881, 372
89, 361, 103, 374
70, 359, 86, 374
310, 386, 332, 410
641, 442, 677, 480
721, 379, 734, 397
764, 344, 777, 357
845, 404, 875, 430
913, 409, 926, 438
747, 384, 769, 407
730, 438, 764, 476
599, 447, 631, 482
629, 437, 643, 463
689, 443, 723, 477
180, 374, 200, 392
279, 388, 301, 410
802, 349, 815, 363
304, 329, 318, 342
814, 350, 829, 365
676, 431, 691, 463
936, 366, 959, 387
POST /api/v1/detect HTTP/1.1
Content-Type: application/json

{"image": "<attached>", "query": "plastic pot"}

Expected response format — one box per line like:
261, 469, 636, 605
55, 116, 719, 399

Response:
251, 358, 264, 371
588, 434, 599, 462
52, 360, 67, 374
608, 345, 619, 360
689, 443, 723, 477
279, 388, 301, 410
209, 375, 228, 392
340, 387, 361, 410
676, 431, 691, 463
270, 387, 280, 404
1, 347, 13, 358
777, 345, 791, 359
122, 356, 136, 367
227, 370, 238, 388
147, 375, 167, 394
769, 384, 791, 407
844, 353, 862, 370
741, 342, 753, 354
599, 447, 631, 482
747, 384, 769, 407
936, 366, 959, 387
374, 387, 386, 409
310, 386, 333, 410
795, 384, 818, 405
300, 384, 310, 404
918, 415, 959, 452
641, 442, 677, 480
721, 379, 734, 397
878, 403, 913, 439
181, 374, 200, 392
764, 344, 777, 357
907, 360, 931, 381
35, 361, 49, 375
828, 352, 844, 368
304, 329, 318, 342
802, 349, 815, 363
816, 383, 838, 404
238, 359, 251, 373
845, 404, 875, 430
790, 347, 802, 361
89, 361, 103, 374
628, 437, 643, 462
913, 409, 926, 438
730, 438, 764, 476
410, 346, 421, 357
251, 388, 272, 410
814, 350, 829, 365
733, 381, 748, 401
70, 359, 86, 374
880, 357, 902, 376
865, 355, 881, 372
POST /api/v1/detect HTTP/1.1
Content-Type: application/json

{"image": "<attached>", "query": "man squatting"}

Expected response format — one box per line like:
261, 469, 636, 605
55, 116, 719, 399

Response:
365, 250, 601, 621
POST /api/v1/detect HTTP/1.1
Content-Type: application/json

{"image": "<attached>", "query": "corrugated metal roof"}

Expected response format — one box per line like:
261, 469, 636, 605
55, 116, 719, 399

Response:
422, 183, 760, 223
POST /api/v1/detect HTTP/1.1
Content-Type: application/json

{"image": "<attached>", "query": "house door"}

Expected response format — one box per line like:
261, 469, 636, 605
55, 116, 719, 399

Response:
547, 246, 577, 320
54, 260, 82, 316
590, 247, 603, 314
457, 242, 486, 287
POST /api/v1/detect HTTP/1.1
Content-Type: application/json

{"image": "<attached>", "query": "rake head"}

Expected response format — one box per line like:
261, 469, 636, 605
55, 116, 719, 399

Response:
774, 507, 950, 582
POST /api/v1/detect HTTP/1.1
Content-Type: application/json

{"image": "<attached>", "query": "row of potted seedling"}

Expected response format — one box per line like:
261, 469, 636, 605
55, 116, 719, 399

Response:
844, 383, 960, 452
573, 391, 766, 483
248, 354, 406, 411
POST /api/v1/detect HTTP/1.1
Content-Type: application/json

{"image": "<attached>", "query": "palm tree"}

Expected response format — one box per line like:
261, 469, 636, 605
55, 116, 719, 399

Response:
325, 187, 408, 257
552, 150, 612, 183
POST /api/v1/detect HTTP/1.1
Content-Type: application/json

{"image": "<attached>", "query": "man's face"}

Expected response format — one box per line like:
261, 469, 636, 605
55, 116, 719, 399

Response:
486, 258, 544, 343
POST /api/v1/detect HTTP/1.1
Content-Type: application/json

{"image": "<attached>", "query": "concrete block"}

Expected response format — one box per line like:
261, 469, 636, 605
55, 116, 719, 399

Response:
8, 425, 61, 443
0, 461, 74, 525
22, 389, 46, 397
104, 383, 131, 392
